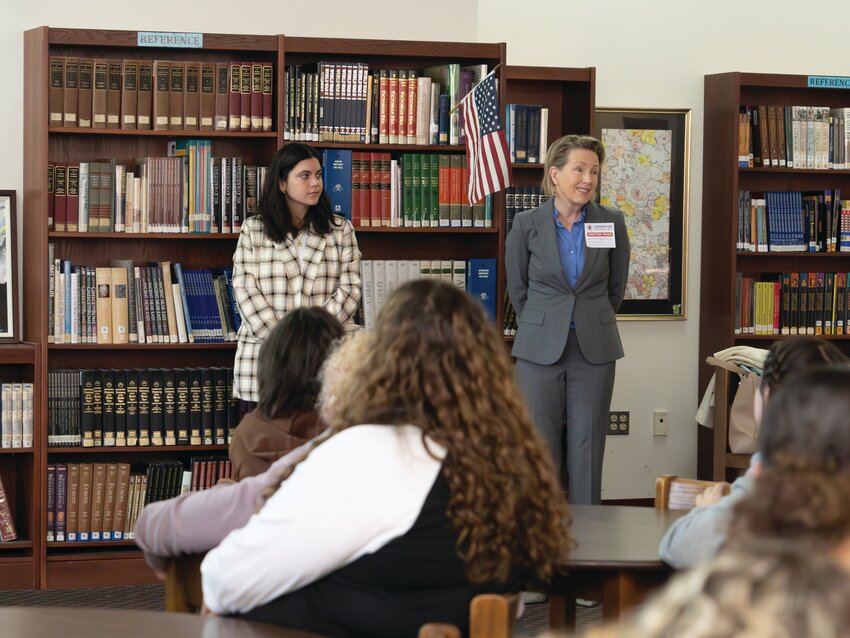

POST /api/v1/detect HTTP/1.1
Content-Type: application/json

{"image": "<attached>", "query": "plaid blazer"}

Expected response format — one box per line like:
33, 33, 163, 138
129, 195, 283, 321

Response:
232, 215, 362, 401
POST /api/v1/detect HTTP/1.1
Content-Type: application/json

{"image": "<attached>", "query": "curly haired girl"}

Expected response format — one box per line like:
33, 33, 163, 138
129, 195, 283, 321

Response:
201, 279, 573, 637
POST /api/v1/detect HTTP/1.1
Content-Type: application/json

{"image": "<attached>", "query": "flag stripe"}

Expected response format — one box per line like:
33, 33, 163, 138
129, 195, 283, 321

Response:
458, 74, 511, 206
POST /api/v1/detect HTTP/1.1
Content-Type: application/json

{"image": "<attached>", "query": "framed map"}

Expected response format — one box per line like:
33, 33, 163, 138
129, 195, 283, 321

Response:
595, 108, 690, 319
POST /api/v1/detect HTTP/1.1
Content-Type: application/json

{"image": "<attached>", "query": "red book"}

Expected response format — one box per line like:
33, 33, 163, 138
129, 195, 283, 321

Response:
378, 70, 389, 144
228, 62, 241, 131
388, 70, 399, 143
357, 152, 370, 227
370, 152, 382, 227
239, 62, 251, 131
406, 71, 417, 143
261, 63, 273, 132
47, 163, 55, 230
53, 164, 68, 232
381, 152, 391, 227
773, 281, 781, 335
0, 474, 17, 541
351, 152, 362, 227
250, 63, 263, 132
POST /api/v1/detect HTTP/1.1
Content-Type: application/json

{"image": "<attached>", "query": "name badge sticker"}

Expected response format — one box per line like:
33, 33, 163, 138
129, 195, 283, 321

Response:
585, 222, 615, 248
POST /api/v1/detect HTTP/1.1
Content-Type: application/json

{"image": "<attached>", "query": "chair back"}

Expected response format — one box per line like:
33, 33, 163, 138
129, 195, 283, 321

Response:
165, 554, 205, 613
655, 474, 722, 510
418, 593, 518, 638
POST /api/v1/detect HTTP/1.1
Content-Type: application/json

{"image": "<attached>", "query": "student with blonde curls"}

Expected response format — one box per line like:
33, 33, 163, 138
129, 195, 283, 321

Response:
659, 336, 847, 568
200, 279, 573, 637
574, 539, 850, 638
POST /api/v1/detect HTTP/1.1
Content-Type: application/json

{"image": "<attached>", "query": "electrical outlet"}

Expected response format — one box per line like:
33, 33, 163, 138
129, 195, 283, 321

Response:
653, 410, 669, 436
608, 411, 629, 435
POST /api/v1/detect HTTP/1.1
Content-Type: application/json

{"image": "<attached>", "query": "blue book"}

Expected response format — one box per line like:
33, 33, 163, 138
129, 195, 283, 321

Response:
322, 149, 352, 220
171, 263, 194, 343
222, 267, 242, 332
466, 258, 497, 322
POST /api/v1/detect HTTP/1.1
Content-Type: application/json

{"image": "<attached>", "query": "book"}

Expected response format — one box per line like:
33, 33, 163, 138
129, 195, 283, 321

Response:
183, 62, 200, 130
92, 59, 108, 128
63, 57, 79, 127
107, 61, 122, 129
121, 59, 138, 129
169, 62, 185, 130
55, 463, 68, 541
199, 62, 215, 131
0, 474, 17, 541
49, 57, 64, 126
77, 59, 93, 128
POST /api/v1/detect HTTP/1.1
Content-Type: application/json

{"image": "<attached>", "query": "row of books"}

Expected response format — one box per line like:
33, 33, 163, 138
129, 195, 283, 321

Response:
506, 186, 547, 232
283, 62, 488, 146
48, 367, 238, 448
46, 458, 232, 543
0, 383, 34, 449
48, 252, 241, 346
0, 476, 16, 541
736, 272, 850, 335
322, 149, 491, 229
505, 103, 550, 164
738, 105, 850, 170
48, 57, 273, 132
49, 148, 267, 235
737, 190, 850, 253
360, 258, 496, 329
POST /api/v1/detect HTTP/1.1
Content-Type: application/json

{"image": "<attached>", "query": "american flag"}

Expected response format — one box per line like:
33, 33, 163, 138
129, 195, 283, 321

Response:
459, 73, 512, 205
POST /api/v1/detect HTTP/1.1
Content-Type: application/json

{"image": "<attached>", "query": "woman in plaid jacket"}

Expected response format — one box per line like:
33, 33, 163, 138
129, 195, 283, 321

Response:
232, 143, 361, 413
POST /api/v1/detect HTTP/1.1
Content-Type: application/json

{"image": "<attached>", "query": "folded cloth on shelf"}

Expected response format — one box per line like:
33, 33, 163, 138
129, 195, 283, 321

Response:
695, 346, 769, 428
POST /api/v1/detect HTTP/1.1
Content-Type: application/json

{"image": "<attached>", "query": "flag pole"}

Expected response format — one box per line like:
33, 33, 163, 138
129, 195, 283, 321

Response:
448, 63, 502, 116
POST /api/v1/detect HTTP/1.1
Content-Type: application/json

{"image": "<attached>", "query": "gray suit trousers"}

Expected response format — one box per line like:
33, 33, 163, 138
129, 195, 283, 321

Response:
516, 330, 615, 505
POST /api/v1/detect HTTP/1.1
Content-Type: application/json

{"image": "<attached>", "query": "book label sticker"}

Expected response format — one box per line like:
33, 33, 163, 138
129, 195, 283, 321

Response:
585, 223, 616, 248
137, 32, 203, 48
807, 76, 850, 89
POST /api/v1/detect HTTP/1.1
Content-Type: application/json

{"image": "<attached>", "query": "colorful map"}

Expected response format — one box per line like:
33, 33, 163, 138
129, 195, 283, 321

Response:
599, 128, 672, 301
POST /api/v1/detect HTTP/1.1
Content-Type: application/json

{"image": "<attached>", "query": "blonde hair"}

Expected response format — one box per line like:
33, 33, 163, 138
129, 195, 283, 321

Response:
317, 330, 370, 429
263, 279, 572, 585
541, 134, 605, 197
581, 540, 850, 638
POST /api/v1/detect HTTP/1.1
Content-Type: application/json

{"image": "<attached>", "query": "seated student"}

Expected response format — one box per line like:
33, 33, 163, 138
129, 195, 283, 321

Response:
134, 328, 367, 574
575, 539, 850, 638
228, 306, 345, 480
731, 365, 850, 572
200, 279, 573, 638
659, 337, 847, 569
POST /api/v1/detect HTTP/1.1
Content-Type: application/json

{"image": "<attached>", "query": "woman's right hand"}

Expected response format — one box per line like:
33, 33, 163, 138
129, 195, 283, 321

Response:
694, 482, 731, 508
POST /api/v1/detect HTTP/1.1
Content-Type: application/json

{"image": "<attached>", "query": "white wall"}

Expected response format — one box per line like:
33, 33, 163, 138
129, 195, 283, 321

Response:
480, 0, 850, 498
9, 1, 849, 499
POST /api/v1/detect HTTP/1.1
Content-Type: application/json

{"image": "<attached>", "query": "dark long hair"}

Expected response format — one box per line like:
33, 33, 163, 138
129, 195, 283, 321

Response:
734, 365, 850, 545
760, 336, 846, 394
257, 143, 338, 242
256, 307, 345, 419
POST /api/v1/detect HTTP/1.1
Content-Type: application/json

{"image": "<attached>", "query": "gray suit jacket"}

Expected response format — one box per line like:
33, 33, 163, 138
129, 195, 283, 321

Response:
505, 199, 630, 365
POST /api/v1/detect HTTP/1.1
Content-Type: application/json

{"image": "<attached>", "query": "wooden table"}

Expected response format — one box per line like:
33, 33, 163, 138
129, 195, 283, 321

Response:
0, 607, 326, 638
547, 504, 683, 630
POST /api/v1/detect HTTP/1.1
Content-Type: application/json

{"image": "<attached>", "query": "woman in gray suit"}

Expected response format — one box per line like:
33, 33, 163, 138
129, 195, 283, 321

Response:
506, 134, 630, 504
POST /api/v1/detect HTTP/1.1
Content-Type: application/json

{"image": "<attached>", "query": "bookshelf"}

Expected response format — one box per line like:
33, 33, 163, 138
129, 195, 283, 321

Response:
23, 27, 280, 589
700, 72, 850, 480
502, 65, 596, 337
0, 343, 38, 589
22, 28, 512, 589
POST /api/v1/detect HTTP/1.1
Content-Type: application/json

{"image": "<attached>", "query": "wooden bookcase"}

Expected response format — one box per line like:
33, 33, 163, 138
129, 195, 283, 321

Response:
22, 28, 514, 589
502, 65, 596, 337
700, 72, 850, 480
0, 343, 39, 589
23, 27, 280, 589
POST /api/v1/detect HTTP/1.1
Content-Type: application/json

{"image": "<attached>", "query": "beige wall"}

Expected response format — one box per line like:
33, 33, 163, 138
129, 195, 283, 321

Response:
479, 0, 850, 498
8, 1, 848, 498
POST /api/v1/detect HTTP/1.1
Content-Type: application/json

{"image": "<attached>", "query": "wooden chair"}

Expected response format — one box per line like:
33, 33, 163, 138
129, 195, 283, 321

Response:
418, 593, 519, 638
165, 554, 205, 613
167, 554, 519, 637
654, 475, 725, 511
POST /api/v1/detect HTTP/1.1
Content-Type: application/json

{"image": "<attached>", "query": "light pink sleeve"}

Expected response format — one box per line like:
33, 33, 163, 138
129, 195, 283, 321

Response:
134, 443, 310, 573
